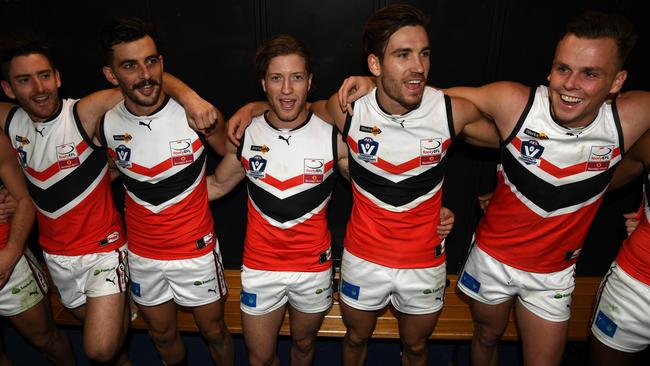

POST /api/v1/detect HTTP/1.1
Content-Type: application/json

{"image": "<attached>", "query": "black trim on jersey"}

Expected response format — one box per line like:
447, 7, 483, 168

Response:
27, 149, 108, 213
98, 114, 108, 148
501, 150, 616, 212
72, 102, 104, 151
341, 101, 355, 140
124, 96, 170, 117
349, 154, 447, 207
443, 94, 456, 139
40, 99, 63, 123
121, 150, 206, 206
375, 90, 418, 116
247, 172, 336, 223
503, 87, 536, 145
236, 133, 245, 160
644, 170, 649, 206
263, 111, 312, 131
4, 106, 19, 135
610, 98, 625, 155
331, 126, 338, 171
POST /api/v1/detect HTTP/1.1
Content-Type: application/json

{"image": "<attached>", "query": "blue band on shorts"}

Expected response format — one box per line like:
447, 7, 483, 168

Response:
341, 279, 360, 300
240, 290, 257, 307
461, 271, 481, 293
595, 310, 618, 337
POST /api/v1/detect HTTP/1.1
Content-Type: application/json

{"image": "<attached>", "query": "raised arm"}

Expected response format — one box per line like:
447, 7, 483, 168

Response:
0, 130, 35, 289
449, 96, 501, 149
227, 101, 271, 146
206, 141, 246, 201
202, 108, 227, 156
335, 132, 349, 181
608, 130, 649, 191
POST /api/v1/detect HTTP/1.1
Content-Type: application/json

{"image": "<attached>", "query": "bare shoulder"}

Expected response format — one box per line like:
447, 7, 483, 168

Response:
614, 90, 650, 150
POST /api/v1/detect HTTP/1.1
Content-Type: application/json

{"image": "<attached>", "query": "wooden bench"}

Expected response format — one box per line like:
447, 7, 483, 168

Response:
47, 269, 601, 341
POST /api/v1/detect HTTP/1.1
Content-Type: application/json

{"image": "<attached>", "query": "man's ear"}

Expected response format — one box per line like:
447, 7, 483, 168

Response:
609, 70, 627, 94
367, 54, 382, 77
261, 78, 267, 93
1, 80, 16, 99
102, 66, 119, 86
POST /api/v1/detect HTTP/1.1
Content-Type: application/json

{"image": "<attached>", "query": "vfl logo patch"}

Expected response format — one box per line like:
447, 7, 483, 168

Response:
112, 133, 132, 142
304, 159, 324, 183
357, 137, 379, 163
56, 143, 80, 169
595, 310, 617, 337
169, 139, 194, 166
360, 125, 382, 136
519, 140, 544, 165
341, 279, 360, 300
251, 145, 270, 154
420, 138, 442, 166
240, 290, 257, 307
248, 155, 267, 179
586, 145, 613, 171
460, 271, 481, 293
115, 145, 132, 168
17, 146, 27, 168
523, 128, 549, 140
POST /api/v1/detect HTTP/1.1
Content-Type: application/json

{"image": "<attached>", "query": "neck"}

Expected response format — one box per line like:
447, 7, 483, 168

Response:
125, 92, 166, 116
266, 107, 310, 130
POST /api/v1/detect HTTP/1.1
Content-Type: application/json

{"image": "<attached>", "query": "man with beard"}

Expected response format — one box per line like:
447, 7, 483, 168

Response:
0, 36, 220, 365
99, 17, 233, 366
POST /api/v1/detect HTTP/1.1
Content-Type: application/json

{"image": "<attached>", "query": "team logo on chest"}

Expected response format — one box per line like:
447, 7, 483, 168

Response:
56, 143, 80, 169
586, 145, 614, 171
248, 155, 267, 179
357, 137, 379, 163
519, 140, 544, 165
304, 159, 324, 183
169, 139, 194, 166
115, 145, 132, 168
420, 138, 442, 166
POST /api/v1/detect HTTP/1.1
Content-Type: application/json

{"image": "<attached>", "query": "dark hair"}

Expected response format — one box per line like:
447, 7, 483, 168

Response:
0, 36, 56, 81
255, 34, 312, 80
363, 4, 430, 60
561, 11, 637, 68
100, 16, 158, 66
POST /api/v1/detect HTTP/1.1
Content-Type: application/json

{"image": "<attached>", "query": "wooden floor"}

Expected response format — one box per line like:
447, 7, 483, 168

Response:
48, 269, 601, 341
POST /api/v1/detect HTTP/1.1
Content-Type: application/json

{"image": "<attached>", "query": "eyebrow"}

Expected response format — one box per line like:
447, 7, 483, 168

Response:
13, 69, 51, 79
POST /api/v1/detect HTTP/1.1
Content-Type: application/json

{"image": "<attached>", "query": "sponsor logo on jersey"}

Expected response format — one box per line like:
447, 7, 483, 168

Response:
15, 135, 30, 146
56, 143, 80, 169
357, 137, 379, 163
360, 125, 382, 136
319, 247, 332, 264
251, 144, 270, 154
99, 231, 121, 246
115, 144, 132, 168
420, 138, 442, 166
564, 248, 582, 260
248, 155, 267, 179
523, 128, 549, 140
434, 241, 445, 257
586, 145, 614, 171
304, 159, 325, 183
17, 146, 27, 167
519, 140, 544, 165
112, 133, 132, 142
240, 290, 257, 307
341, 279, 361, 300
169, 139, 194, 166
195, 232, 215, 249
595, 310, 617, 337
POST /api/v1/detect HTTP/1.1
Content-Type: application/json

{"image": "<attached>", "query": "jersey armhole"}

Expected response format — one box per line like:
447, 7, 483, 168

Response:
4, 106, 19, 135
341, 101, 355, 140
503, 86, 536, 145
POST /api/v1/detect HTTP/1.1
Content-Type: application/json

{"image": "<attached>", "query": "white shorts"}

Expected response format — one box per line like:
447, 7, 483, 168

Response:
45, 245, 128, 309
591, 262, 650, 353
340, 249, 446, 315
0, 250, 48, 317
458, 244, 575, 322
129, 247, 227, 307
240, 266, 332, 316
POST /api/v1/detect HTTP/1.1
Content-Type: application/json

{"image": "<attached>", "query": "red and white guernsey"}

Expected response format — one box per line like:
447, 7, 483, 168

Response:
101, 97, 214, 260
238, 113, 337, 272
477, 86, 623, 273
4, 99, 125, 255
343, 87, 454, 269
616, 168, 650, 285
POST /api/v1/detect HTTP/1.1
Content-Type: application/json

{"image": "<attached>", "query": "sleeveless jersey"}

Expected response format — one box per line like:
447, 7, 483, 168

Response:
238, 113, 337, 271
616, 168, 650, 285
101, 97, 214, 260
343, 87, 454, 268
477, 86, 623, 272
0, 179, 6, 249
4, 99, 125, 255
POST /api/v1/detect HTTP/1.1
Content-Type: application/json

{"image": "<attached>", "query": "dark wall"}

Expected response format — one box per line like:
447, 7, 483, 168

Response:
1, 0, 647, 275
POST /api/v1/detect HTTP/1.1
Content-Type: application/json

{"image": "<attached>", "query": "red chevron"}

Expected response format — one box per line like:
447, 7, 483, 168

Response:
511, 137, 621, 179
241, 158, 334, 191
347, 135, 451, 175
109, 139, 203, 178
22, 140, 90, 182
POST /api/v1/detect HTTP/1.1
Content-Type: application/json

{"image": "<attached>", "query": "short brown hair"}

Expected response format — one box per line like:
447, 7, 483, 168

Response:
255, 34, 311, 80
363, 4, 430, 60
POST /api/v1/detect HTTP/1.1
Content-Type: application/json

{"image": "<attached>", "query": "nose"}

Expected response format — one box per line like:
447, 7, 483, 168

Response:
34, 78, 45, 93
411, 55, 425, 74
139, 61, 151, 80
281, 78, 292, 94
563, 72, 579, 90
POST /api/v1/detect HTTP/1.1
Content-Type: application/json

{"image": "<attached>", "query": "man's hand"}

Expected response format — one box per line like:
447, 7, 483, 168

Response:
478, 192, 493, 214
623, 212, 640, 237
337, 76, 376, 115
184, 96, 219, 132
0, 188, 17, 223
0, 247, 21, 290
227, 101, 270, 146
437, 206, 455, 239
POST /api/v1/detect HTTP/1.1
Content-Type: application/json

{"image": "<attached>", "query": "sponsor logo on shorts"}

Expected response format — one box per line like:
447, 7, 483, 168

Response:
523, 128, 549, 140
56, 143, 80, 169
131, 282, 141, 297
93, 267, 116, 276
423, 284, 445, 296
553, 292, 571, 299
314, 283, 332, 295
11, 279, 35, 295
193, 277, 216, 286
519, 140, 544, 165
360, 125, 382, 136
341, 279, 360, 300
586, 145, 613, 171
357, 137, 379, 163
240, 290, 257, 307
595, 310, 617, 337
460, 271, 481, 293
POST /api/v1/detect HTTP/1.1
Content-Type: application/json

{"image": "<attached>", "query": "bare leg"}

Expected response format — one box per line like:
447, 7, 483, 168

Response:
241, 306, 284, 366
340, 302, 380, 366
589, 335, 637, 366
192, 298, 234, 366
396, 310, 441, 366
515, 300, 567, 366
288, 306, 327, 366
8, 298, 75, 366
469, 298, 514, 366
137, 300, 185, 365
